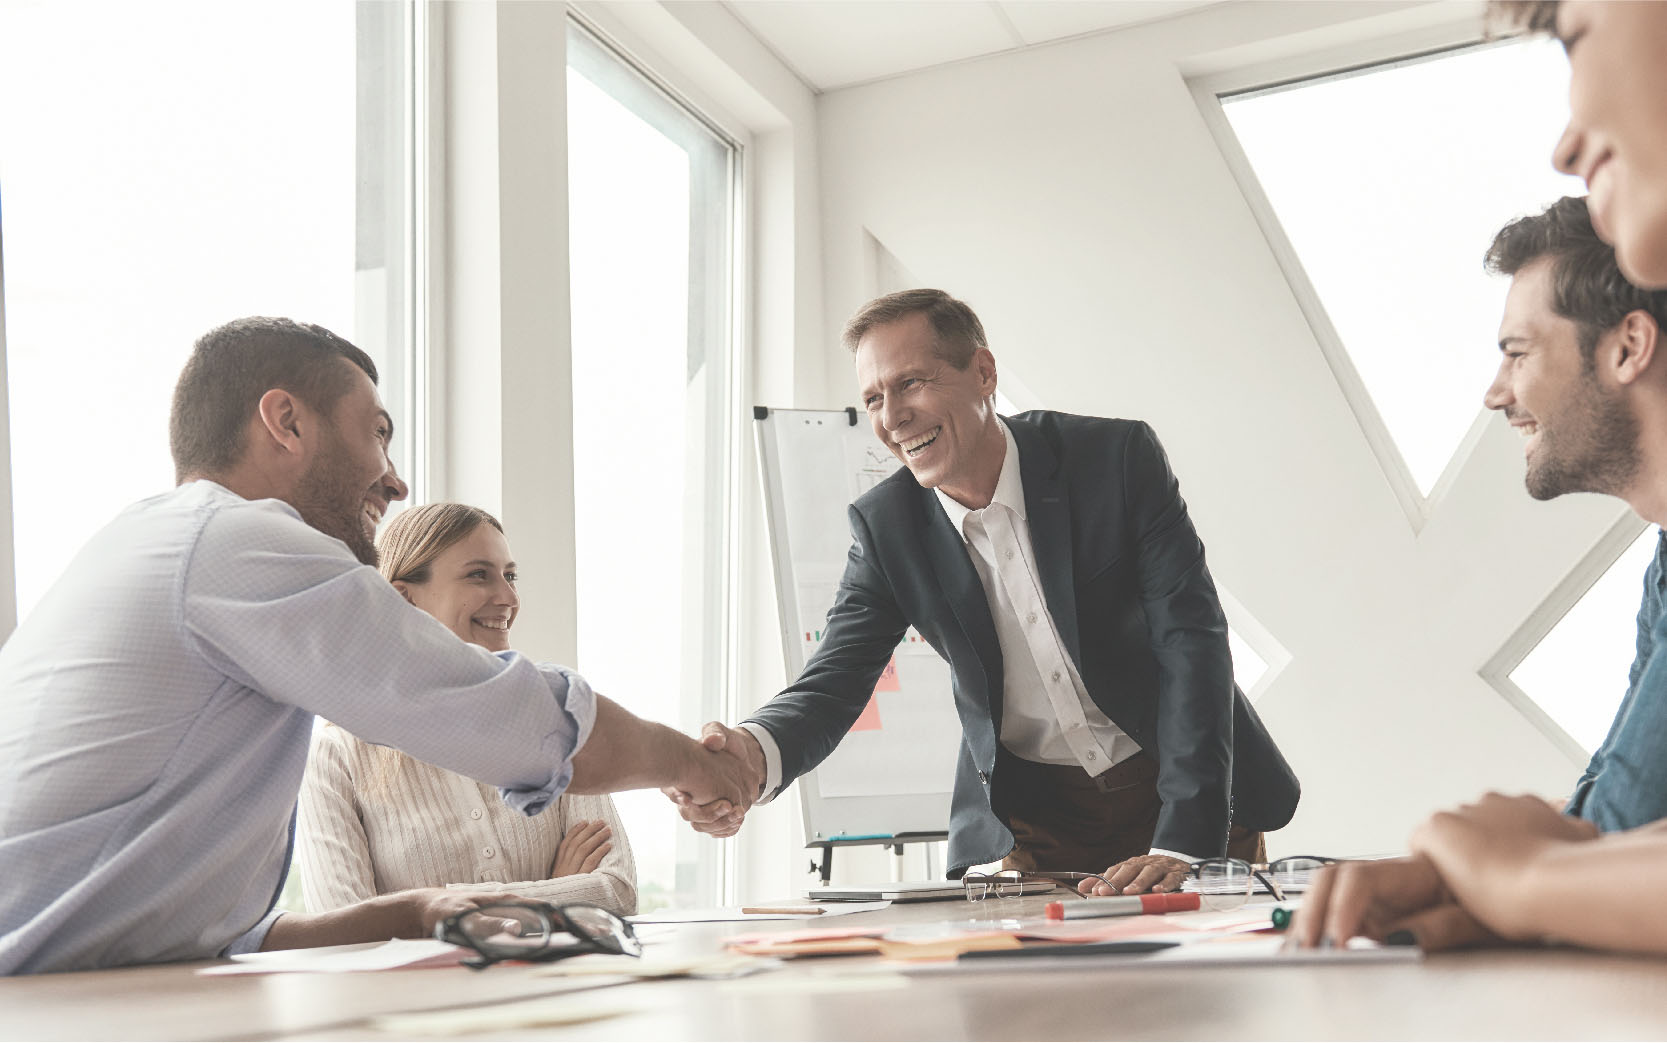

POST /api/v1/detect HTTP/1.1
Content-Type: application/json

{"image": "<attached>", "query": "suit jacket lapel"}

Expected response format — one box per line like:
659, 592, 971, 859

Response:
920, 484, 1003, 731
1011, 417, 1081, 671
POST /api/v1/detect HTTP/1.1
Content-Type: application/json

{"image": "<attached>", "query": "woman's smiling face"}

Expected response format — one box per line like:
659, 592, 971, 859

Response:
1551, 1, 1667, 288
395, 521, 520, 651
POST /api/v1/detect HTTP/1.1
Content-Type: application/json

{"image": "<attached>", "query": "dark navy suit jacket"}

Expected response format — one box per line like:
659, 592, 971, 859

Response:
746, 411, 1300, 875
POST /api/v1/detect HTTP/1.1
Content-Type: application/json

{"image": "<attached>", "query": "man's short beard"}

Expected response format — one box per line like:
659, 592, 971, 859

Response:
292, 425, 380, 567
1525, 376, 1641, 501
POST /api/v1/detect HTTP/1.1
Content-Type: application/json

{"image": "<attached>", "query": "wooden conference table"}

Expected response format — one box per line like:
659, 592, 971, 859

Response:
5, 894, 1667, 1041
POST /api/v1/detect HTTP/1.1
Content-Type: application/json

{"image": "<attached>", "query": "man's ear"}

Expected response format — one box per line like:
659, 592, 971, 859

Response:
255, 388, 308, 456
1611, 310, 1661, 386
973, 347, 998, 398
391, 580, 415, 604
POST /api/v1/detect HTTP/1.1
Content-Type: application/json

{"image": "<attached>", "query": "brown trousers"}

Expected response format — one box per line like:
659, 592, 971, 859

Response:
996, 748, 1265, 874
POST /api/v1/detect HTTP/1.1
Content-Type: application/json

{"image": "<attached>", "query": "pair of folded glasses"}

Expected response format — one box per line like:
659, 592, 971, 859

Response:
435, 901, 642, 970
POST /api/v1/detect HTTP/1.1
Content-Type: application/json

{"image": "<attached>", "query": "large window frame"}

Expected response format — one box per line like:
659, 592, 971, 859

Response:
425, 2, 761, 907
1189, 17, 1641, 769
563, 13, 746, 910
1190, 21, 1558, 532
0, 1, 425, 638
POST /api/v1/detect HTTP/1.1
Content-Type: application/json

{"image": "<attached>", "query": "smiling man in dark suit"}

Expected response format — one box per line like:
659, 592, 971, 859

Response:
677, 289, 1299, 892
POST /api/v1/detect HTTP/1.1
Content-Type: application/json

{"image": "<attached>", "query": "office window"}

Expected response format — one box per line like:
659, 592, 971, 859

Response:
1221, 39, 1582, 500
567, 25, 736, 911
1229, 629, 1269, 695
0, 0, 420, 626
1510, 528, 1658, 754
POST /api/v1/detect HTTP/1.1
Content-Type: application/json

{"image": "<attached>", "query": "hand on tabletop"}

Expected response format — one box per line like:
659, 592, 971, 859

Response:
551, 819, 612, 877
1290, 855, 1499, 952
1408, 792, 1598, 941
404, 888, 528, 939
1080, 854, 1191, 895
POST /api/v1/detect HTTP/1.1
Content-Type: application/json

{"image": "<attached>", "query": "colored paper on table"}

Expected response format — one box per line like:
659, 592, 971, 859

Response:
724, 925, 888, 947
1013, 915, 1201, 943
726, 929, 1020, 961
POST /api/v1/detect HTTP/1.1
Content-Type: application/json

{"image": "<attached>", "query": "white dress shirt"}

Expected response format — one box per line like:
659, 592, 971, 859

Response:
0, 480, 595, 974
745, 421, 1197, 866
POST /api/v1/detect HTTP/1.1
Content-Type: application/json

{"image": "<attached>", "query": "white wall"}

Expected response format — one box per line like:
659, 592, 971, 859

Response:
811, 0, 1634, 859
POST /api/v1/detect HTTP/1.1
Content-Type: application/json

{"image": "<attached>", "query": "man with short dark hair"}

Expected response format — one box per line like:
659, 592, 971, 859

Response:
1296, 195, 1667, 952
0, 316, 751, 975
676, 290, 1300, 894
1290, 0, 1667, 960
1482, 197, 1667, 833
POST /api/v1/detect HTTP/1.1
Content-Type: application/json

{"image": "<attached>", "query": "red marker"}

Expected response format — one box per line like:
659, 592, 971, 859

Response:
1045, 892, 1201, 920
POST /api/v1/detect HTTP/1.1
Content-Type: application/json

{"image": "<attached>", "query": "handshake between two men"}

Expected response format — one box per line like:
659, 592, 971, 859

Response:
659, 721, 1208, 898
663, 722, 765, 840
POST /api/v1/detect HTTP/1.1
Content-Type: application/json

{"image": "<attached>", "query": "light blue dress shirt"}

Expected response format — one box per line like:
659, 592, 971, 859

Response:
0, 481, 594, 975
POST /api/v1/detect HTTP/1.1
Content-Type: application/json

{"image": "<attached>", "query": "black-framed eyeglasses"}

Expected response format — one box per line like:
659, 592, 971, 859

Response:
962, 870, 1113, 902
435, 901, 643, 970
1188, 855, 1337, 909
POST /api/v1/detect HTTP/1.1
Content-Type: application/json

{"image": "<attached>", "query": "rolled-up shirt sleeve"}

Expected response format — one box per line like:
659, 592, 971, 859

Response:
223, 909, 284, 957
182, 503, 591, 814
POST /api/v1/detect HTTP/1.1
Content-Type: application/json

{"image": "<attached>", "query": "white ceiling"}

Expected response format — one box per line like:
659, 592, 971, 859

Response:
722, 1, 1221, 92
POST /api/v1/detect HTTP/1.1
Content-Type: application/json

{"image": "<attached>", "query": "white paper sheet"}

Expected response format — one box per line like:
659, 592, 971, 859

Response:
629, 901, 890, 924
199, 938, 464, 975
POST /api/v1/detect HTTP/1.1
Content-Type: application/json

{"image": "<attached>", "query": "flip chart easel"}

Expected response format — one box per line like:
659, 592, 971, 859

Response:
754, 407, 958, 880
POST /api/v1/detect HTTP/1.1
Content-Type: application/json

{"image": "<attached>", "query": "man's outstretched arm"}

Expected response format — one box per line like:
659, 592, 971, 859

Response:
567, 695, 757, 809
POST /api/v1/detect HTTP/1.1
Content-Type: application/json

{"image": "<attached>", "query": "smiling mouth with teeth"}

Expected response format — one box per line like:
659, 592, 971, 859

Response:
900, 427, 941, 456
474, 619, 511, 632
1517, 422, 1540, 437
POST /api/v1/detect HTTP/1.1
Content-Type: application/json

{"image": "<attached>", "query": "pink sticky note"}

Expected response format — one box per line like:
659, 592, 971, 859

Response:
874, 657, 900, 692
851, 695, 883, 732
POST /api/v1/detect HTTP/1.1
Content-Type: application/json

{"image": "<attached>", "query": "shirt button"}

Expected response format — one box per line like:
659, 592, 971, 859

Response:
1026, 613, 1037, 625
470, 809, 483, 820
1087, 751, 1098, 761
1051, 671, 1061, 683
1005, 550, 1015, 560
482, 846, 495, 858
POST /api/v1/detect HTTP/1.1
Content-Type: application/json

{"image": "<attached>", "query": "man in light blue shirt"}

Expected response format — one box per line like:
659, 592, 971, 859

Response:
0, 317, 748, 975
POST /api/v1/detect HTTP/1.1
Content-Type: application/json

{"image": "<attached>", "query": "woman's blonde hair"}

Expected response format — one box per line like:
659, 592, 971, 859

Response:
332, 502, 508, 794
377, 502, 504, 586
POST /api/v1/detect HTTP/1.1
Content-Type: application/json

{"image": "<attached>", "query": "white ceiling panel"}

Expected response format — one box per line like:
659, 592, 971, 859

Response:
999, 0, 1218, 45
724, 1, 1225, 91
725, 1, 1020, 90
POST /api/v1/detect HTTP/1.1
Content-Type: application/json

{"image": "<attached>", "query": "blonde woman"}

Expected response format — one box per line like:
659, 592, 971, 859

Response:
297, 503, 636, 915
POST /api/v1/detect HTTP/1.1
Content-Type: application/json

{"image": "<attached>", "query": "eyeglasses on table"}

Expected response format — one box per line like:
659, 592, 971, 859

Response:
434, 900, 643, 970
962, 870, 1114, 902
1188, 855, 1337, 908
